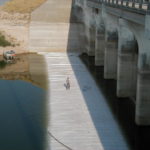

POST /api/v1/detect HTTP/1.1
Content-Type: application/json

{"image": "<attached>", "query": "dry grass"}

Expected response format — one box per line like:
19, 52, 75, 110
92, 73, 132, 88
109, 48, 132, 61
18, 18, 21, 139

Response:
2, 0, 47, 13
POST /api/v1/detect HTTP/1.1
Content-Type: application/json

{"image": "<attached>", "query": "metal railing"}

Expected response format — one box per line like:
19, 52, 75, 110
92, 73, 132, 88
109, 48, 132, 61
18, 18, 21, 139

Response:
89, 0, 150, 14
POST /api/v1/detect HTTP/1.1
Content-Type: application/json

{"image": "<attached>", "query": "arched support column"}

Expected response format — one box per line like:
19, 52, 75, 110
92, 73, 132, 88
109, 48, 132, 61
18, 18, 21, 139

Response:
104, 31, 118, 79
95, 26, 105, 66
71, 4, 84, 23
131, 15, 150, 125
136, 44, 150, 125
117, 19, 138, 98
136, 62, 150, 125
81, 1, 93, 55
81, 24, 91, 55
88, 27, 96, 56
81, 24, 89, 54
87, 7, 96, 57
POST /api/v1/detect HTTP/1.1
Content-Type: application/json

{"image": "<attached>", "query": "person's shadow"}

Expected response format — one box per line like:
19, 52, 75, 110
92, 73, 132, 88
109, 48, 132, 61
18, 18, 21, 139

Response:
64, 83, 70, 90
64, 83, 67, 90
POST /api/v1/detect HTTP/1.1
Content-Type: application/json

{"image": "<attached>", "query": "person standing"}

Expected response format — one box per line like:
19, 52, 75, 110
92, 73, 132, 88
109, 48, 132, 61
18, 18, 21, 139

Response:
66, 77, 70, 90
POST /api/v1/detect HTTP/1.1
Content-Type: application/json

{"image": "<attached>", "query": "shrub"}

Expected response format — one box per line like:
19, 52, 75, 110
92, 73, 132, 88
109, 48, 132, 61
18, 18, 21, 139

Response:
0, 33, 12, 47
0, 60, 7, 68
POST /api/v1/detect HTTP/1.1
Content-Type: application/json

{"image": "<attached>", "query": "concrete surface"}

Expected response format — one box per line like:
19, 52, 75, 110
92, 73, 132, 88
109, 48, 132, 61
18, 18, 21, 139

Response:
95, 31, 105, 66
40, 52, 129, 150
31, 0, 72, 23
29, 0, 83, 52
117, 18, 138, 98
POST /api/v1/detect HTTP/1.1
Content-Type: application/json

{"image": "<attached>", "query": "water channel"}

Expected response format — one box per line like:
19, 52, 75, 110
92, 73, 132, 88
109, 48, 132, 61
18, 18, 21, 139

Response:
80, 53, 150, 150
0, 53, 48, 150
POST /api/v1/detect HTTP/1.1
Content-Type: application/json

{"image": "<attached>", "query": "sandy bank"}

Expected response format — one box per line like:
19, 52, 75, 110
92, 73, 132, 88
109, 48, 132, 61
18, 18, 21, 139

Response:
0, 10, 30, 55
0, 0, 47, 55
2, 0, 47, 13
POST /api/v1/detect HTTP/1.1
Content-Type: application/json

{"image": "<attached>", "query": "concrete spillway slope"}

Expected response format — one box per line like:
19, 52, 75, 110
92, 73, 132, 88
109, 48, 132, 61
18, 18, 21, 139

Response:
38, 52, 129, 150
29, 0, 83, 52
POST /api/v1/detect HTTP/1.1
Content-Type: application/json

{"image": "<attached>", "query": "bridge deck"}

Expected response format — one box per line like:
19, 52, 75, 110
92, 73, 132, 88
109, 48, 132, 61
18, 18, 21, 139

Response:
41, 52, 129, 150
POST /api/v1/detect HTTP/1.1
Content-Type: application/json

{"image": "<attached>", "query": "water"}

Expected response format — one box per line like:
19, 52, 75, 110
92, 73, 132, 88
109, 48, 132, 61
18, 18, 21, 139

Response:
80, 53, 150, 150
0, 0, 10, 5
0, 54, 48, 150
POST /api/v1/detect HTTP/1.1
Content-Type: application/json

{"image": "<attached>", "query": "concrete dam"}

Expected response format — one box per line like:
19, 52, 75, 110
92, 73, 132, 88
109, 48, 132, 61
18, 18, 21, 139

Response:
28, 0, 150, 149
29, 0, 150, 126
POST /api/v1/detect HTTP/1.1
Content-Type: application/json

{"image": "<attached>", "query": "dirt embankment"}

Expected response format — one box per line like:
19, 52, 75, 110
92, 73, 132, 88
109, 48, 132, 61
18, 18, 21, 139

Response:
0, 0, 47, 55
0, 12, 29, 55
2, 0, 47, 13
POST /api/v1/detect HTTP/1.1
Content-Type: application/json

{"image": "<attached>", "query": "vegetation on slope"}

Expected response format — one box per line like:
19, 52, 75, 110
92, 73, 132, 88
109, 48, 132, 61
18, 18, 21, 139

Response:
2, 0, 47, 13
0, 32, 12, 47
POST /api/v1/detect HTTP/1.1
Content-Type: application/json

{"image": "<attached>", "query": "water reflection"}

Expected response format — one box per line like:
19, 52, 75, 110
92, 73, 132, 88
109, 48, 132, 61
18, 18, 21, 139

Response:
0, 54, 47, 89
0, 60, 7, 69
0, 53, 48, 150
80, 53, 150, 150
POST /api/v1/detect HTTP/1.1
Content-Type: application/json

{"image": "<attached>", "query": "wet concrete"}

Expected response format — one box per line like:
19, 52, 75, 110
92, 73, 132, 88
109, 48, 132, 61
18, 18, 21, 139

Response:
0, 53, 48, 150
80, 53, 150, 150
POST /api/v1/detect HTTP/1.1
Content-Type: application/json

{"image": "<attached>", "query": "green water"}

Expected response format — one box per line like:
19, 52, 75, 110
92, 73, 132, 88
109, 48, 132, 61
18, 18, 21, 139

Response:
0, 54, 48, 150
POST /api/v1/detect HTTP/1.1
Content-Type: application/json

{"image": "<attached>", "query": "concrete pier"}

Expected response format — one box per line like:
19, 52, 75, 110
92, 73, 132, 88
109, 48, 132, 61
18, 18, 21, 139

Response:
104, 31, 118, 79
117, 19, 138, 97
136, 69, 150, 125
88, 27, 96, 56
95, 27, 105, 66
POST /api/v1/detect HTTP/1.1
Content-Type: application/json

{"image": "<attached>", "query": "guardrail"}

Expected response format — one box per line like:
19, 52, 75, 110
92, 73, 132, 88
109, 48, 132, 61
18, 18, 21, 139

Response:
89, 0, 150, 14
